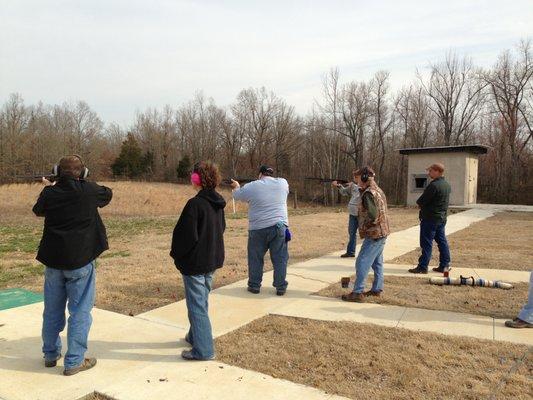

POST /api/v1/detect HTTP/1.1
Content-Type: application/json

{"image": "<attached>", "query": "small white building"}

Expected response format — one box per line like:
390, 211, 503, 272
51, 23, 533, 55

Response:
399, 145, 488, 206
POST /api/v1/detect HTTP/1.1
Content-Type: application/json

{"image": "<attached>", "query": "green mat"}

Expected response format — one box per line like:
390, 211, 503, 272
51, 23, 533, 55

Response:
0, 288, 43, 311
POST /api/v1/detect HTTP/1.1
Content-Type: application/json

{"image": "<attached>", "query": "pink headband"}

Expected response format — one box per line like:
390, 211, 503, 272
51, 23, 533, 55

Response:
190, 172, 202, 186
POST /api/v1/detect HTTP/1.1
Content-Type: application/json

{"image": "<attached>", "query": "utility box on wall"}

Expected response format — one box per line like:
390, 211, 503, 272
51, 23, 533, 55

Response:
399, 145, 488, 206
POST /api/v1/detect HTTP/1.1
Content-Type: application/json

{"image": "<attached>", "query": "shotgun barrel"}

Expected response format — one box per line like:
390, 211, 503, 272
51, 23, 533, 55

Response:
15, 174, 57, 182
221, 178, 256, 185
305, 177, 350, 185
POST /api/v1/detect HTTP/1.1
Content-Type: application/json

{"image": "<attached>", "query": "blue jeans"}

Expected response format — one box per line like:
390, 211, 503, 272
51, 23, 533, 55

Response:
182, 273, 214, 359
417, 219, 451, 271
518, 271, 533, 324
347, 215, 359, 255
247, 223, 289, 291
42, 261, 96, 369
353, 237, 386, 294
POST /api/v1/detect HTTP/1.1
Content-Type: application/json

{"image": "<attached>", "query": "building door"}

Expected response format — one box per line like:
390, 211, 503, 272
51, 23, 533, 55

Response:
467, 157, 477, 204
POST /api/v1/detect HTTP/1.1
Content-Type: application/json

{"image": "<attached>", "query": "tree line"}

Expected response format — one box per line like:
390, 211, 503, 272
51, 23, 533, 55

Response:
1, 40, 531, 205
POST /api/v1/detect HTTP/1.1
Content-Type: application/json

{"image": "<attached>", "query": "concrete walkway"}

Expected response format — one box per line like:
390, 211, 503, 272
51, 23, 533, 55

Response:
0, 303, 346, 400
450, 203, 533, 213
1, 207, 531, 400
274, 296, 533, 345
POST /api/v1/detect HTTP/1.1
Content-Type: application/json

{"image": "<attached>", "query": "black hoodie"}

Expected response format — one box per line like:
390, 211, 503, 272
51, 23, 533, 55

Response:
170, 188, 226, 275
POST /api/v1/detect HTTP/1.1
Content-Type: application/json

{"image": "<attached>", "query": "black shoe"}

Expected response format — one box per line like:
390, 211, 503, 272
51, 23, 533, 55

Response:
276, 290, 286, 296
181, 350, 214, 361
44, 354, 62, 368
432, 266, 451, 273
408, 267, 428, 274
340, 253, 355, 258
247, 287, 260, 294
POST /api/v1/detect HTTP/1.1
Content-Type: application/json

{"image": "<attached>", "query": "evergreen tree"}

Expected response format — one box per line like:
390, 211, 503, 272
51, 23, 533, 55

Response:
176, 154, 191, 179
112, 133, 145, 178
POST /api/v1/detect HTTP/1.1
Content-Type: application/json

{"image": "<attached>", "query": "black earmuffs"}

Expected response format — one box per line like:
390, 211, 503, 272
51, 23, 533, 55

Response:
360, 166, 371, 183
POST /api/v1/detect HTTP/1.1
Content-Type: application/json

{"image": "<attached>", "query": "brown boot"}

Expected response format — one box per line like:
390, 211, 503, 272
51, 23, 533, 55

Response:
364, 290, 382, 297
341, 292, 365, 302
63, 358, 97, 376
505, 318, 533, 329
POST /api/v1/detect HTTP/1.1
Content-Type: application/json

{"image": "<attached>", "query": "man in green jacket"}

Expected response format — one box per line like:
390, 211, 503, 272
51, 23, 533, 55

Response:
409, 163, 451, 274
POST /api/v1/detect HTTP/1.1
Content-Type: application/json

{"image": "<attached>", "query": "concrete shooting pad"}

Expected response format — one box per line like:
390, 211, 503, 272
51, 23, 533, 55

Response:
1, 206, 532, 399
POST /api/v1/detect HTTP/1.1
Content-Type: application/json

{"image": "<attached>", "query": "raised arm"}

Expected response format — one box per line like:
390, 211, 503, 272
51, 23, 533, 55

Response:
96, 185, 113, 208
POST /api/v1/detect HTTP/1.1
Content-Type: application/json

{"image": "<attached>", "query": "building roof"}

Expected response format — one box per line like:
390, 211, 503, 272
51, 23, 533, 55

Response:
398, 145, 489, 155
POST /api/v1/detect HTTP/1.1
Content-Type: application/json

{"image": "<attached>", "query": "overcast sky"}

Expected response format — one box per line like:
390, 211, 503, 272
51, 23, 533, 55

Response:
1, 0, 532, 124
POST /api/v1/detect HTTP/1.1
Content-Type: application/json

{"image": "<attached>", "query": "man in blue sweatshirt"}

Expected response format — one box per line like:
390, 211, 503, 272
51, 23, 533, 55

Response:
231, 165, 289, 296
332, 169, 361, 258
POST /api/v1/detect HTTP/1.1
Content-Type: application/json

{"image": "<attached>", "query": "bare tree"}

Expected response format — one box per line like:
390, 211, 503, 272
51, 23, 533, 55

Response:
371, 71, 393, 178
418, 52, 487, 145
483, 40, 533, 201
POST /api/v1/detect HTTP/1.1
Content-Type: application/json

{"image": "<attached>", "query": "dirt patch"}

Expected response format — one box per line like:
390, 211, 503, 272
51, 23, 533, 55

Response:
77, 392, 116, 400
390, 212, 533, 271
216, 315, 533, 400
316, 275, 528, 319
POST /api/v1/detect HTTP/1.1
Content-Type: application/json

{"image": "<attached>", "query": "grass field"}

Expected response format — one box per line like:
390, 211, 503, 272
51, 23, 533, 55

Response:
0, 181, 420, 315
216, 315, 533, 400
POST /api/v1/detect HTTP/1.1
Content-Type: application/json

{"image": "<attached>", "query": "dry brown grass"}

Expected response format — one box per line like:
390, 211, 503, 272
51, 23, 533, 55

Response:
216, 315, 533, 400
0, 181, 248, 220
77, 392, 116, 400
0, 182, 420, 315
391, 212, 533, 271
316, 275, 528, 319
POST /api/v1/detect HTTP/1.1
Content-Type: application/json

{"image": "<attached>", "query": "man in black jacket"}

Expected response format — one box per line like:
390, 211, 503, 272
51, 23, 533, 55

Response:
33, 155, 112, 375
409, 163, 451, 274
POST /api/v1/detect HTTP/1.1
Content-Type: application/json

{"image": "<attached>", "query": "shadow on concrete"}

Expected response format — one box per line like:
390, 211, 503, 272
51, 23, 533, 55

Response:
313, 303, 494, 329
213, 285, 316, 301
0, 335, 191, 374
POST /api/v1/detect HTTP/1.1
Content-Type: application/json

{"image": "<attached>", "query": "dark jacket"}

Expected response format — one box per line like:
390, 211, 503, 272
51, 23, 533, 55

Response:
416, 177, 451, 224
32, 178, 113, 270
170, 189, 226, 275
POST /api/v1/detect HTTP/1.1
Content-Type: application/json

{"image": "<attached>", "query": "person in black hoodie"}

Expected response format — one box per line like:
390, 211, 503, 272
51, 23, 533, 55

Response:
170, 161, 226, 360
32, 155, 112, 376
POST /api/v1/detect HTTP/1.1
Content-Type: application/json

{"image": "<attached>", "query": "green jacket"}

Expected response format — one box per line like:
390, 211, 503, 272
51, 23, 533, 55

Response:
416, 177, 451, 224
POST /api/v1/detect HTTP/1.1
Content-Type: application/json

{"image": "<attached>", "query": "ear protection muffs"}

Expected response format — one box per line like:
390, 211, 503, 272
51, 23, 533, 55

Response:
360, 166, 373, 183
191, 162, 202, 186
52, 154, 89, 179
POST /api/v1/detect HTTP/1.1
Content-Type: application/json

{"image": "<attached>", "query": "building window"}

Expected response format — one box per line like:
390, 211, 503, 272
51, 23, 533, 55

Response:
411, 174, 428, 192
